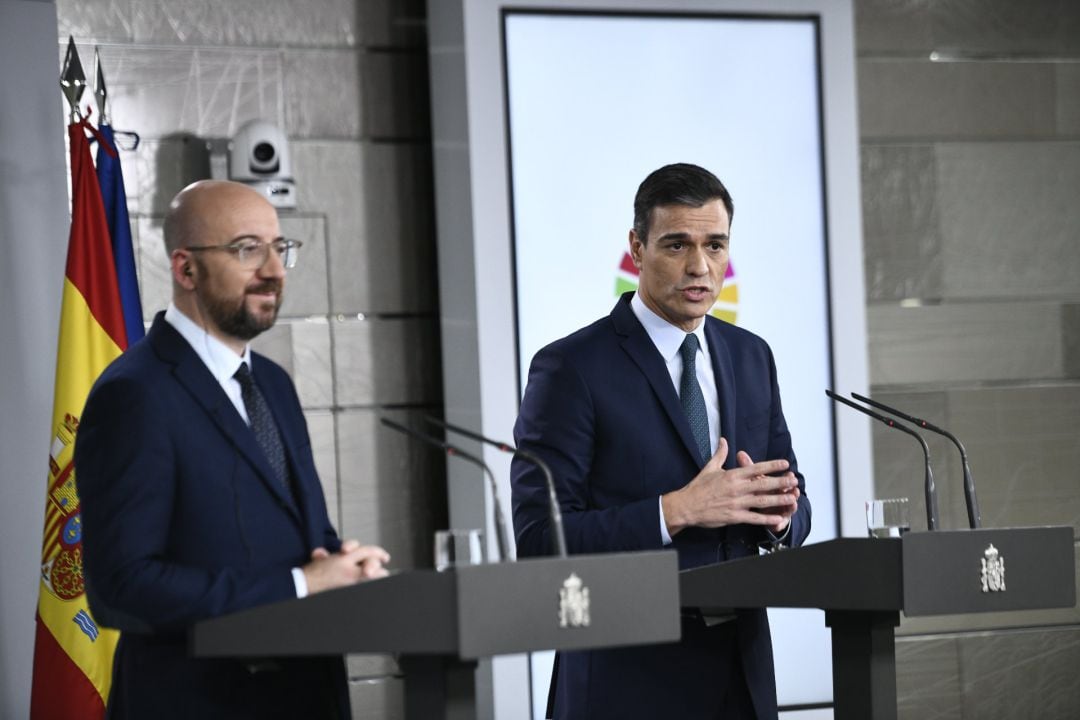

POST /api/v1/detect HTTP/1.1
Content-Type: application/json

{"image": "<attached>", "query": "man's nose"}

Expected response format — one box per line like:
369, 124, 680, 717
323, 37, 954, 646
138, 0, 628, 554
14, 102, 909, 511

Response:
257, 245, 287, 278
685, 247, 708, 276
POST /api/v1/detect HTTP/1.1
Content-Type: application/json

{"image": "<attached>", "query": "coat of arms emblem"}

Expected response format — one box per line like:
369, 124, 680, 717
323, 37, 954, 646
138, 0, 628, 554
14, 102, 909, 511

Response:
980, 543, 1006, 593
559, 572, 590, 628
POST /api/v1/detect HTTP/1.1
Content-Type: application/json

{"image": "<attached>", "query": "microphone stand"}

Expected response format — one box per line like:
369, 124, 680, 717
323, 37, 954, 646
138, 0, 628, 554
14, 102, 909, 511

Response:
851, 392, 980, 529
827, 390, 940, 531
380, 417, 510, 563
425, 416, 569, 558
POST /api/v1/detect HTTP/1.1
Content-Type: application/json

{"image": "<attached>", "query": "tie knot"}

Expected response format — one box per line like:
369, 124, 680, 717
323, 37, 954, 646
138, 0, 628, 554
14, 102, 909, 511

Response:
680, 334, 699, 362
234, 362, 253, 388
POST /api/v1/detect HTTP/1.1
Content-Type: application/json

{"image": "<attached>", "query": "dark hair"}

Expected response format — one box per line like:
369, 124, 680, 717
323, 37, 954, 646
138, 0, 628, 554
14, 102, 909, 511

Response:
632, 163, 734, 243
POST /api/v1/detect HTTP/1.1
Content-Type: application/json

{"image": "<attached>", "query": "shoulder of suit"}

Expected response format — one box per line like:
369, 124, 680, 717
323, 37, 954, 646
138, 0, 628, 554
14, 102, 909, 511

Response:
540, 314, 618, 356
250, 351, 295, 385
704, 314, 770, 349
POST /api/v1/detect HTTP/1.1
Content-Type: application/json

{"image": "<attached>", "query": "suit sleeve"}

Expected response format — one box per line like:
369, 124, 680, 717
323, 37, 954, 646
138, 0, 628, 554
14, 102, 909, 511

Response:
77, 374, 298, 634
511, 345, 664, 558
760, 343, 811, 549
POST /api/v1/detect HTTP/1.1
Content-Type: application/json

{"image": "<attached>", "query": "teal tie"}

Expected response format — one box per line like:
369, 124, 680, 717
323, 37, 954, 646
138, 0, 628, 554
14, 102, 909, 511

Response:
679, 334, 712, 464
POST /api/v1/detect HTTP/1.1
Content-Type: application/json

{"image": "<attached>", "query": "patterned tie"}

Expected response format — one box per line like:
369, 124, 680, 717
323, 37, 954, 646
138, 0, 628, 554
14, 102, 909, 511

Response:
679, 334, 712, 464
234, 362, 293, 503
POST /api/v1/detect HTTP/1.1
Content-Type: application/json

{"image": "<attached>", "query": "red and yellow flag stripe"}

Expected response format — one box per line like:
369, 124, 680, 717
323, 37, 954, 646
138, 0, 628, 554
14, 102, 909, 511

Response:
30, 120, 128, 719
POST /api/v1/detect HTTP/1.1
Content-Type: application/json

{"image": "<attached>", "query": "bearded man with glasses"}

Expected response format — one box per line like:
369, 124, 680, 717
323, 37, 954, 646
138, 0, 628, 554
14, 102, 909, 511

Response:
76, 180, 389, 719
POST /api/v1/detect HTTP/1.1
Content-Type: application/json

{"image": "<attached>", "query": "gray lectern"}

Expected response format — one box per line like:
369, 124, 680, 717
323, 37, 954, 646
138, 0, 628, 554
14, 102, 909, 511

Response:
192, 551, 679, 719
680, 526, 1076, 720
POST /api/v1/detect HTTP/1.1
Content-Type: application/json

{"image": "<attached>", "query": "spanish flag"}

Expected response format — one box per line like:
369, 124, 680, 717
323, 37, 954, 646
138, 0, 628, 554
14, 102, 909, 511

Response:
29, 117, 129, 718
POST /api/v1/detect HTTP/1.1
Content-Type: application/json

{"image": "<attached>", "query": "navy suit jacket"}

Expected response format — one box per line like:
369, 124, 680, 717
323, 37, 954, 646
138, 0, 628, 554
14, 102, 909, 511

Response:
77, 314, 347, 719
512, 293, 811, 719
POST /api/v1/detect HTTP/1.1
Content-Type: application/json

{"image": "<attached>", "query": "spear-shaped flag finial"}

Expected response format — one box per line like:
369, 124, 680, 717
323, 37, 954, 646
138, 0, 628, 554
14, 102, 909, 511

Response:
59, 36, 86, 122
94, 46, 109, 125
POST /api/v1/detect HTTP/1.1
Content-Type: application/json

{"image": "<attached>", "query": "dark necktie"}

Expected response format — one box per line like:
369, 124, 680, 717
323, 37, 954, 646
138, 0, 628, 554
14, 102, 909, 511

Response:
679, 334, 712, 464
234, 362, 293, 502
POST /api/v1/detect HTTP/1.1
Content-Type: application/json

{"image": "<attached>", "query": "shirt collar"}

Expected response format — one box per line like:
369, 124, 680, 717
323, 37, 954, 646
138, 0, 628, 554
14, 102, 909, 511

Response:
164, 302, 252, 382
630, 292, 708, 362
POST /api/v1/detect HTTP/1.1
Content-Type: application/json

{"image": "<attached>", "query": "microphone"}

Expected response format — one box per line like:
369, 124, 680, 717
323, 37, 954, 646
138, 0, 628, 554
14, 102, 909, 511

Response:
826, 390, 940, 531
425, 415, 569, 558
379, 417, 510, 563
851, 392, 981, 529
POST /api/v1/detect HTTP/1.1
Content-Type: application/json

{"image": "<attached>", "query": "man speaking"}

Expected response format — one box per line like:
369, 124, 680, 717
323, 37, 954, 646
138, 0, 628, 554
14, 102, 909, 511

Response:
77, 180, 389, 719
512, 163, 811, 719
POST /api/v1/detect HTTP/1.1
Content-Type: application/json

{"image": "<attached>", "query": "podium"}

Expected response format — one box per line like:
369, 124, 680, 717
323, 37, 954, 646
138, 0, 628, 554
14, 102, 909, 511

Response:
192, 551, 679, 719
680, 526, 1076, 720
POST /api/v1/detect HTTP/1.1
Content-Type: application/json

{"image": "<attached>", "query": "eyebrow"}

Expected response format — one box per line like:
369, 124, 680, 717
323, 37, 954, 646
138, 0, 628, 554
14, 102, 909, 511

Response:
227, 234, 286, 244
656, 232, 729, 242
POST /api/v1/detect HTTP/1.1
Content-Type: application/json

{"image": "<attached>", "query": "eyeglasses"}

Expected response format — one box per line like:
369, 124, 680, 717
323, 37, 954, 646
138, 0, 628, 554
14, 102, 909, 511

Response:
184, 238, 303, 269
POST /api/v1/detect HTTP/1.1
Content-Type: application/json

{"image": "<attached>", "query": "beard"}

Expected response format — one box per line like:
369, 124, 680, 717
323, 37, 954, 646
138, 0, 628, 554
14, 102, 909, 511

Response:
197, 278, 283, 341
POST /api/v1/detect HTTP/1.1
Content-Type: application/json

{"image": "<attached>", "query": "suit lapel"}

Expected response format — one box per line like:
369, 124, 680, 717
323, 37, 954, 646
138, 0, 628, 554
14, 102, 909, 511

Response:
611, 295, 706, 468
704, 319, 738, 470
148, 316, 301, 522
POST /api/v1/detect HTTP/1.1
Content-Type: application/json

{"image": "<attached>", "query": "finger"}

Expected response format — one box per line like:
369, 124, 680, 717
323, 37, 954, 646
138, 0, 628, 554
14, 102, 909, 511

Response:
349, 545, 391, 564
339, 538, 361, 553
310, 547, 330, 560
755, 490, 799, 508
740, 466, 795, 488
736, 450, 754, 468
704, 437, 729, 469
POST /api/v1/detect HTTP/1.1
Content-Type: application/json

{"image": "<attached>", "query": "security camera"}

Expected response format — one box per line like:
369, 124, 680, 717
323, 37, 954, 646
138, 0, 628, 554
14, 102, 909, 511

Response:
229, 119, 296, 209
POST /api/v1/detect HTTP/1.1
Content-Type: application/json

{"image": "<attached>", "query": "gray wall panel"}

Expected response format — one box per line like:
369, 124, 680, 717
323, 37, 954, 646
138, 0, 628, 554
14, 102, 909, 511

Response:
959, 626, 1080, 720
284, 49, 364, 139
937, 141, 1080, 300
895, 636, 964, 720
347, 677, 405, 720
856, 0, 1080, 57
332, 317, 441, 406
868, 303, 1066, 385
861, 144, 943, 302
859, 60, 1056, 140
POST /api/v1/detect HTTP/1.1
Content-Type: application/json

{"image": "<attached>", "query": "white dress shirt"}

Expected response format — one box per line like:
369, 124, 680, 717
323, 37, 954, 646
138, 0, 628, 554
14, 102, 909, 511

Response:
629, 293, 722, 545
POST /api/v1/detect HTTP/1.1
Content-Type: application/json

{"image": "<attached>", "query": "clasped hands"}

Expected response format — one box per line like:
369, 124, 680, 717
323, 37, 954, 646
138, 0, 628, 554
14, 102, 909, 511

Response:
302, 540, 391, 595
662, 437, 800, 537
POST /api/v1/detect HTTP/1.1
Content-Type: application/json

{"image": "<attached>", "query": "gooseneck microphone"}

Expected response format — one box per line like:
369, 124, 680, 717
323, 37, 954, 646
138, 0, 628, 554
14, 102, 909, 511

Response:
425, 416, 569, 558
851, 392, 981, 529
379, 417, 510, 563
826, 390, 940, 531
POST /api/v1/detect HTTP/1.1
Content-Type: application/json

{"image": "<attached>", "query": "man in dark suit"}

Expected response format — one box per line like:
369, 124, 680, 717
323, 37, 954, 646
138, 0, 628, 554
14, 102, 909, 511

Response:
77, 180, 390, 719
512, 163, 811, 719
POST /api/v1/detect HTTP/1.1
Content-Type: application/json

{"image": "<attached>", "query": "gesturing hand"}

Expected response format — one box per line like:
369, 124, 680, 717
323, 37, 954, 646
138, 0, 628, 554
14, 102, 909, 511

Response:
735, 449, 800, 535
661, 438, 799, 537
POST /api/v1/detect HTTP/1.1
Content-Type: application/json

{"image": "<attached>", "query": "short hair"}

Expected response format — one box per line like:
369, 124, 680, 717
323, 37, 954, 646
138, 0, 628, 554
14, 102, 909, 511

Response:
632, 163, 734, 243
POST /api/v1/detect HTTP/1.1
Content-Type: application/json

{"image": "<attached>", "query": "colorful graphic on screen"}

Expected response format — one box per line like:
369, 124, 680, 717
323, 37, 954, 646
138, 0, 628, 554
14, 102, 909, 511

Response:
615, 251, 739, 324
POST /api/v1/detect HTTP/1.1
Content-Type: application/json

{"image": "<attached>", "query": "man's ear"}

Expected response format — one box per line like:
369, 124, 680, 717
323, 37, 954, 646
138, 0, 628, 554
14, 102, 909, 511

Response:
629, 229, 644, 270
171, 250, 196, 289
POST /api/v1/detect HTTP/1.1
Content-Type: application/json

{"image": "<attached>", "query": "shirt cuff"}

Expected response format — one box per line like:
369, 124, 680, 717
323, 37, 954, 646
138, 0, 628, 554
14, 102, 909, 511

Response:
291, 567, 309, 598
659, 496, 673, 546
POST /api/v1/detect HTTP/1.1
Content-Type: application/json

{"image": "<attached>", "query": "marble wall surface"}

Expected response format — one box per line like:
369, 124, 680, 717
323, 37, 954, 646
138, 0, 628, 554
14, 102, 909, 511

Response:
857, 1, 1080, 717
57, 0, 436, 715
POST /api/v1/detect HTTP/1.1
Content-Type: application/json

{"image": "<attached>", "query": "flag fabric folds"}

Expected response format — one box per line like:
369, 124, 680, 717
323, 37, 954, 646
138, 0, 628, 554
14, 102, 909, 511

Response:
96, 123, 143, 345
30, 117, 130, 719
